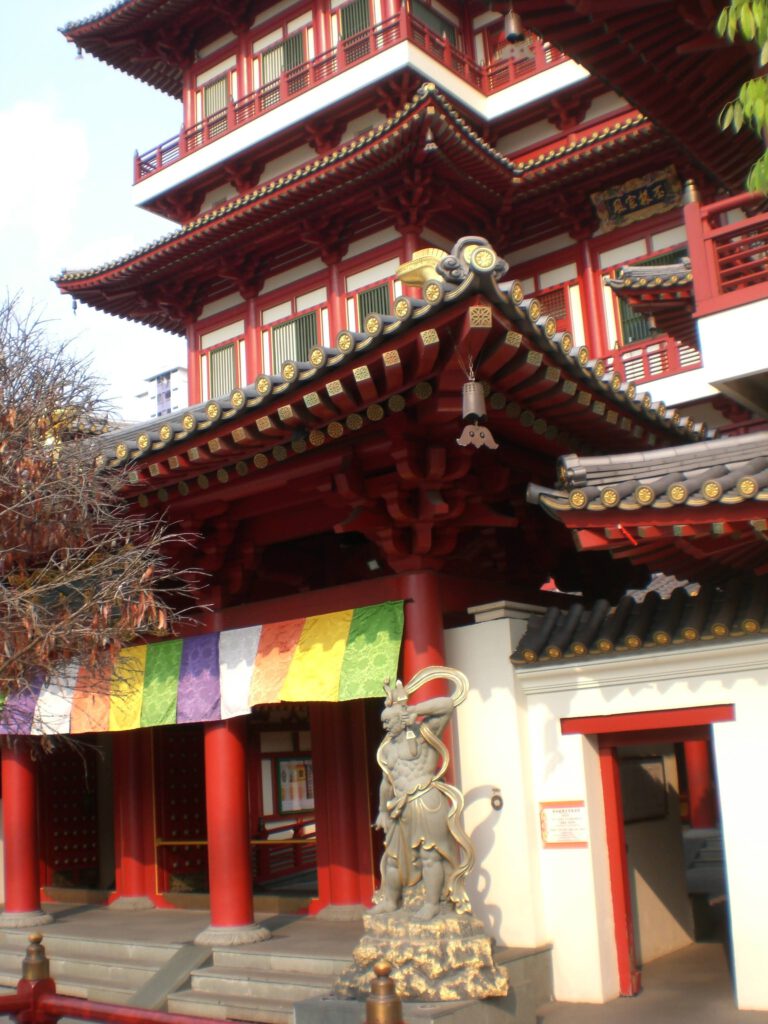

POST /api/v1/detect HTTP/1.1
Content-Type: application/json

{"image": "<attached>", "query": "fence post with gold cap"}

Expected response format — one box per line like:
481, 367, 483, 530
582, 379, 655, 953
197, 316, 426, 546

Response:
16, 933, 57, 1024
365, 960, 403, 1024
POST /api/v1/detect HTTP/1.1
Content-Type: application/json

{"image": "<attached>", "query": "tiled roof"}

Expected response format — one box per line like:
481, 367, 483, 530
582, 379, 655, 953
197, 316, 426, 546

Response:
512, 575, 768, 664
92, 236, 707, 477
62, 0, 192, 97
606, 260, 693, 295
529, 432, 768, 514
512, 1, 761, 193
54, 85, 522, 329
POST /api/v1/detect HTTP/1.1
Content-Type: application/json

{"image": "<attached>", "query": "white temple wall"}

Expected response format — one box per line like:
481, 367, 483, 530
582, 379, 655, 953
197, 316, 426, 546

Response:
519, 639, 768, 1010
445, 607, 547, 950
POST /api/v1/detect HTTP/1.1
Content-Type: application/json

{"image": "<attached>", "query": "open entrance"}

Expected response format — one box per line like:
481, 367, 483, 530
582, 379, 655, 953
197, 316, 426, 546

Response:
563, 705, 735, 999
154, 704, 319, 909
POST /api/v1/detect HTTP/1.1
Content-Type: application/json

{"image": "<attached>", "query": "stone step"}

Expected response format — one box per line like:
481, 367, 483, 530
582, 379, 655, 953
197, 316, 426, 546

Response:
0, 931, 174, 965
0, 966, 136, 1005
168, 988, 293, 1024
0, 948, 160, 985
212, 946, 349, 977
190, 965, 332, 1003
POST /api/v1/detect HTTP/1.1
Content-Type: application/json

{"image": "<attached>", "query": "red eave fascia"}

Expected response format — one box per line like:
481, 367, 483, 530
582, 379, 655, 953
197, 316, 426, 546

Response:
55, 87, 518, 297
559, 504, 768, 531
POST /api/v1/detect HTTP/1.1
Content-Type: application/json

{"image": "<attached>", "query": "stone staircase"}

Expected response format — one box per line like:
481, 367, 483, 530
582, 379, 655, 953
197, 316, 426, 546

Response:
0, 929, 185, 1004
684, 827, 725, 896
167, 946, 350, 1023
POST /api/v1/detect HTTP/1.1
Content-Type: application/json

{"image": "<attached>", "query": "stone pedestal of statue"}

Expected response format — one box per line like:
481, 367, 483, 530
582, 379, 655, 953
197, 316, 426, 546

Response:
333, 897, 508, 1002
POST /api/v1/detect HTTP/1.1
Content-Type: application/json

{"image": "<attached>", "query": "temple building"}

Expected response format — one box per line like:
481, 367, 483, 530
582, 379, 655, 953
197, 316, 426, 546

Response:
3, 0, 768, 1017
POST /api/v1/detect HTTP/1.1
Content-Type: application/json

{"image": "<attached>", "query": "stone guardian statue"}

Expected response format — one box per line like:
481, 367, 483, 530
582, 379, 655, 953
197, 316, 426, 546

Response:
372, 667, 473, 920
334, 666, 508, 1003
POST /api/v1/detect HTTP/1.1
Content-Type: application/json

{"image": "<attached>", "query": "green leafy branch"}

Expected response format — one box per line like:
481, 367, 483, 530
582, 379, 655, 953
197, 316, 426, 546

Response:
717, 0, 768, 192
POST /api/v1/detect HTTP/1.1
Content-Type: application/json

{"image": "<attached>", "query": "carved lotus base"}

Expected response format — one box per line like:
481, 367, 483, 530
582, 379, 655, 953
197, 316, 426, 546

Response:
333, 907, 508, 1002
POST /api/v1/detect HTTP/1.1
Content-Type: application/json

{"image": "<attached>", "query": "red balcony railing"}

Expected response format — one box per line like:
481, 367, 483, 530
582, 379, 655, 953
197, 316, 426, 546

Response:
684, 190, 768, 317
605, 334, 702, 386
134, 12, 566, 182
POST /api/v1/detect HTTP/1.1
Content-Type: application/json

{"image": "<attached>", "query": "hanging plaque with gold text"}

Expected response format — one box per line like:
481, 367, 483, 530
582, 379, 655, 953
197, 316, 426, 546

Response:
591, 165, 682, 233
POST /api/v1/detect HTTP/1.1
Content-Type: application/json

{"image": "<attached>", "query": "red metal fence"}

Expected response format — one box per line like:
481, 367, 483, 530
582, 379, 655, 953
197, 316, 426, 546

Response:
134, 12, 565, 182
5, 935, 402, 1024
684, 191, 768, 317
605, 334, 702, 385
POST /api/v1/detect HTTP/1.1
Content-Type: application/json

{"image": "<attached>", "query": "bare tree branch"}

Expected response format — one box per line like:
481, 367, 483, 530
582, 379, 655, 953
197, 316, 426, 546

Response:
0, 297, 203, 738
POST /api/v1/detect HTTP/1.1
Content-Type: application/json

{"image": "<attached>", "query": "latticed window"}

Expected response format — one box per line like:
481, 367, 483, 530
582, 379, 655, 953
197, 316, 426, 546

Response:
203, 76, 229, 117
209, 343, 237, 398
262, 32, 305, 84
340, 0, 370, 39
618, 248, 687, 345
272, 312, 318, 367
412, 0, 458, 46
357, 283, 391, 328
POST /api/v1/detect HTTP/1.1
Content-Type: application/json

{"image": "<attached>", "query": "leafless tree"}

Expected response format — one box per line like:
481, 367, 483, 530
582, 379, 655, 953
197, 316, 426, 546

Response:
0, 297, 199, 733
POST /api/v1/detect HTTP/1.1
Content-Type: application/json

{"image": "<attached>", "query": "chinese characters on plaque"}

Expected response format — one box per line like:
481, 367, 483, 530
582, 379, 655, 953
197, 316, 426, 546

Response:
591, 165, 682, 233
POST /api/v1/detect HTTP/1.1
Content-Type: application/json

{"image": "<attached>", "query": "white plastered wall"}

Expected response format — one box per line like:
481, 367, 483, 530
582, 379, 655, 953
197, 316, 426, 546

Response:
444, 605, 547, 949
519, 638, 768, 1010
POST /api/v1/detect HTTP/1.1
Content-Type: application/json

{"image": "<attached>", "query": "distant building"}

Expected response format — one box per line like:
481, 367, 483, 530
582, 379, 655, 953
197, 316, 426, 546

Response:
135, 367, 188, 420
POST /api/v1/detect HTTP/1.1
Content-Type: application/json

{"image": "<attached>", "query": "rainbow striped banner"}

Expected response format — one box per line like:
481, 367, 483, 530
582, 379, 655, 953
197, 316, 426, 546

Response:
0, 601, 404, 736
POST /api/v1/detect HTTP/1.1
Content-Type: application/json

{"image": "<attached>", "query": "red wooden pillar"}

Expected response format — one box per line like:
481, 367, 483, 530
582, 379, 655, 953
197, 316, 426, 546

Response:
682, 180, 717, 308
599, 745, 641, 996
309, 702, 372, 915
402, 571, 454, 774
402, 571, 446, 696
245, 295, 260, 378
684, 739, 717, 828
327, 259, 346, 341
400, 228, 423, 299
313, 0, 331, 54
186, 323, 200, 404
110, 731, 154, 909
196, 718, 267, 945
576, 238, 609, 357
1, 742, 51, 926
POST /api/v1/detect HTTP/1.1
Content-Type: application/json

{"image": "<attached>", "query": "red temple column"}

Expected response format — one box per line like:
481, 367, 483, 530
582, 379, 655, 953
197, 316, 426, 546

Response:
195, 718, 268, 945
110, 731, 154, 909
402, 571, 454, 772
313, 0, 331, 55
0, 742, 51, 926
576, 238, 608, 357
186, 323, 201, 404
309, 703, 372, 915
402, 571, 446, 695
327, 258, 346, 340
685, 739, 717, 828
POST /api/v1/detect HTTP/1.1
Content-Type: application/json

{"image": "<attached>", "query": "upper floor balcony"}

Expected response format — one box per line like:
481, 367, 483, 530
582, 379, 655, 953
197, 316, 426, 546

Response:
598, 191, 768, 414
132, 7, 574, 204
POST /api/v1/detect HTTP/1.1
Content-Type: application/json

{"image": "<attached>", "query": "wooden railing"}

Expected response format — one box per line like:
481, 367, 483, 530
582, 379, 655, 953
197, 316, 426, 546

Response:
156, 817, 316, 889
605, 334, 702, 385
684, 190, 768, 317
134, 12, 566, 182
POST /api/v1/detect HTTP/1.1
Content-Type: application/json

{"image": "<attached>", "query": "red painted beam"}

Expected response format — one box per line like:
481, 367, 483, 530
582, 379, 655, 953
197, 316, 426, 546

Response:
562, 704, 735, 736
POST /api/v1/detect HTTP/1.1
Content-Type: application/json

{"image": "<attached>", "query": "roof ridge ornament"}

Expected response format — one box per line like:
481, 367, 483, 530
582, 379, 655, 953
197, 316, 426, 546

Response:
436, 237, 508, 284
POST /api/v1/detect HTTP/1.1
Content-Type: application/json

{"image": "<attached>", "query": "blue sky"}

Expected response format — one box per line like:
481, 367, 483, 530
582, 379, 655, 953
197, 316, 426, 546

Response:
1, 2, 188, 417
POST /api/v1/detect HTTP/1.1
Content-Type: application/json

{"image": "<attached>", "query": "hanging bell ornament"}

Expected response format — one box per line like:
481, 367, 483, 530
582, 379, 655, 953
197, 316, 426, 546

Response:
456, 380, 499, 450
462, 379, 486, 421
